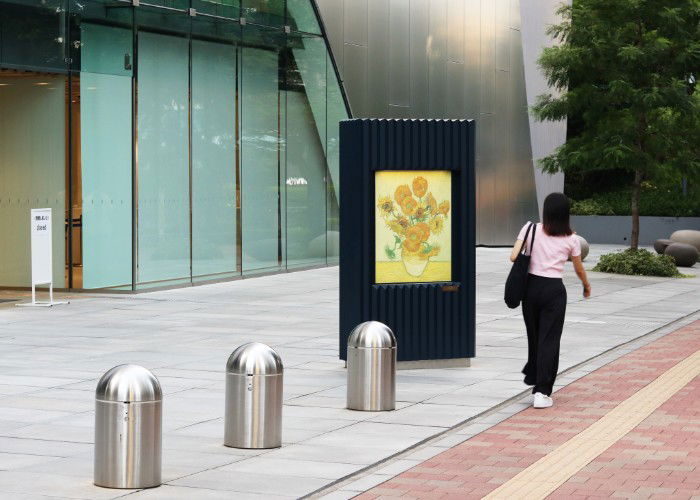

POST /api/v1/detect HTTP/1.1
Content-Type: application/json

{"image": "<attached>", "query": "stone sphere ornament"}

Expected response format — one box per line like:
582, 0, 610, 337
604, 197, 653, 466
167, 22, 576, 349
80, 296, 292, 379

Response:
654, 238, 674, 255
577, 235, 590, 261
670, 230, 700, 252
568, 235, 590, 262
664, 242, 699, 268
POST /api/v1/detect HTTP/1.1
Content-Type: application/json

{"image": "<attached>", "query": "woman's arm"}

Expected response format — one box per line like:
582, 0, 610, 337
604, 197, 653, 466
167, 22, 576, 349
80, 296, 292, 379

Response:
510, 240, 524, 262
571, 256, 591, 298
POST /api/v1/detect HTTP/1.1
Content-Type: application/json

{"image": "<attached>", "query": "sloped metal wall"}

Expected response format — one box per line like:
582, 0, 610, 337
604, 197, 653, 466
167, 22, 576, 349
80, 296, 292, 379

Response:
316, 0, 541, 245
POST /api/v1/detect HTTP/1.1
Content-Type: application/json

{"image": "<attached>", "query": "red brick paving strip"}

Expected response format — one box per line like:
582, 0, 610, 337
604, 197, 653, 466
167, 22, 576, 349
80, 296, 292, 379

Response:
357, 320, 700, 500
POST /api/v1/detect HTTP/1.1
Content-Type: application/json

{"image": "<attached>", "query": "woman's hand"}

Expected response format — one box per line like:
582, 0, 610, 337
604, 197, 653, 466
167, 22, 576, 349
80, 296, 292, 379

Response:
571, 255, 591, 298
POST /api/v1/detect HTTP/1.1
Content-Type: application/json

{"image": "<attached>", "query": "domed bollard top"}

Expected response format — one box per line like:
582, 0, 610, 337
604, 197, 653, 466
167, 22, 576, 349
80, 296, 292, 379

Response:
347, 321, 397, 411
226, 342, 284, 376
96, 364, 163, 403
94, 364, 162, 489
347, 321, 397, 350
225, 343, 283, 449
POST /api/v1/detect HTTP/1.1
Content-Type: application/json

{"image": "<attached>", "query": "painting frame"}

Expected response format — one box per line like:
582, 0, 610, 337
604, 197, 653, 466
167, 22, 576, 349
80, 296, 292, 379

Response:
375, 170, 452, 284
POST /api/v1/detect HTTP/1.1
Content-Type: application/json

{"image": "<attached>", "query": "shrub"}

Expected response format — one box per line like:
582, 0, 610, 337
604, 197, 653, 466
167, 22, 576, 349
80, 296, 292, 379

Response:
570, 198, 616, 216
569, 184, 700, 217
592, 249, 680, 277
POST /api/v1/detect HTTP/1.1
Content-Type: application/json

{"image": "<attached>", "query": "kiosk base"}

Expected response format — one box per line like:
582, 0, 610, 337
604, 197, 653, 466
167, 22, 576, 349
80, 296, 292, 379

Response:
397, 358, 471, 370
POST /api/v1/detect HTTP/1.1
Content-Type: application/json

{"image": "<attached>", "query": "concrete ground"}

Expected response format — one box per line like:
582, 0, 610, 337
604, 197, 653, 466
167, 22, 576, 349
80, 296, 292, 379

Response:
0, 245, 698, 499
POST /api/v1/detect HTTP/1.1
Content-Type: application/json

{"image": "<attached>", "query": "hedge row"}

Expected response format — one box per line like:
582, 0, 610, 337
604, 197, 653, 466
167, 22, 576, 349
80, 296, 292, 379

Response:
570, 187, 700, 217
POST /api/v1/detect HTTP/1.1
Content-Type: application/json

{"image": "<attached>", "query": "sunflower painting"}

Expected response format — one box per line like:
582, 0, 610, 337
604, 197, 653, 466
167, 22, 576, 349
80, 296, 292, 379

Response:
375, 171, 452, 283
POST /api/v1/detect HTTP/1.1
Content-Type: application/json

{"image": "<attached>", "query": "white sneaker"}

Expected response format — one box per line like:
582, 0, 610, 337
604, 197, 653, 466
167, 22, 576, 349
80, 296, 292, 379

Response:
533, 392, 553, 409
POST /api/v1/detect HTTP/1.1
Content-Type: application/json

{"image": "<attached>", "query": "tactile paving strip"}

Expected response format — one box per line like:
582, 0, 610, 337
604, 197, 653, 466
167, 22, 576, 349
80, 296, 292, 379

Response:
484, 348, 700, 499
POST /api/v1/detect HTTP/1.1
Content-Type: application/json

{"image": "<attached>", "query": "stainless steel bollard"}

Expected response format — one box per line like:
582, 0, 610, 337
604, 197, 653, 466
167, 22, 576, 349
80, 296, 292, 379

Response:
224, 343, 283, 449
94, 364, 162, 489
347, 321, 397, 411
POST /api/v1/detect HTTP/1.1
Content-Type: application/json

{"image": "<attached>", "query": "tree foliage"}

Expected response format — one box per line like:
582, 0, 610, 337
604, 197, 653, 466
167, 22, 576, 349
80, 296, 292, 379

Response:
533, 0, 700, 248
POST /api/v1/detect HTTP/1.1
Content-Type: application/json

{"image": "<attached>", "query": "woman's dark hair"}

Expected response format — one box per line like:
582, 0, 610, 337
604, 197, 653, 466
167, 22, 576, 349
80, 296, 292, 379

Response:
542, 192, 573, 236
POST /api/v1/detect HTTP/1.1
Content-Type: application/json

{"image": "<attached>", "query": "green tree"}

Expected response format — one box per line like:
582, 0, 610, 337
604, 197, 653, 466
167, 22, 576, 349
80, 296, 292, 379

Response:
534, 0, 700, 248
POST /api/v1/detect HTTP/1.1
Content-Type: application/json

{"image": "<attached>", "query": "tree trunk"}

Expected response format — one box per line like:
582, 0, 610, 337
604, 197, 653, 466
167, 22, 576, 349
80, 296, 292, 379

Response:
630, 169, 643, 250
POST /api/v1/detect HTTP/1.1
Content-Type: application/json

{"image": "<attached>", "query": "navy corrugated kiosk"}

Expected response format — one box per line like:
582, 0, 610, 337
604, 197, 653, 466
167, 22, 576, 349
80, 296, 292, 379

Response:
339, 119, 476, 364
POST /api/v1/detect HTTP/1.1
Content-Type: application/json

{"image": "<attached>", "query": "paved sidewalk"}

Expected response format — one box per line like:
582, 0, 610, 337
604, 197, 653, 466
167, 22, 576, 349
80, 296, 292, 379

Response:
0, 246, 697, 499
357, 319, 700, 500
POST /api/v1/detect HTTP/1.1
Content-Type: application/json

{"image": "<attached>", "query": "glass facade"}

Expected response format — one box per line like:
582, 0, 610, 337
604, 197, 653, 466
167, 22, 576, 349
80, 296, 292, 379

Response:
0, 0, 348, 290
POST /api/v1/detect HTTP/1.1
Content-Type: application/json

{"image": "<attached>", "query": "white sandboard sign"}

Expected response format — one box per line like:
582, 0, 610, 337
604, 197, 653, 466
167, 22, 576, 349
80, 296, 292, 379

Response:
17, 208, 68, 307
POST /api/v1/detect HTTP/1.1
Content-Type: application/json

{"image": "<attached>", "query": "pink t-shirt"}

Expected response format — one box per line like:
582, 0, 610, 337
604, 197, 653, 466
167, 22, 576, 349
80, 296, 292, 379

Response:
517, 222, 581, 278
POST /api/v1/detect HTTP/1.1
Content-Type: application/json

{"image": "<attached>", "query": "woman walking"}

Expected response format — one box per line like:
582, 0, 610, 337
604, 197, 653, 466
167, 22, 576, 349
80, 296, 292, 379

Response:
510, 193, 591, 409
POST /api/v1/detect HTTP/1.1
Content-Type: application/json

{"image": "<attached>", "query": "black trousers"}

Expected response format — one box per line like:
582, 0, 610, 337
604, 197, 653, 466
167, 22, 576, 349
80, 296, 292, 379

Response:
521, 274, 567, 396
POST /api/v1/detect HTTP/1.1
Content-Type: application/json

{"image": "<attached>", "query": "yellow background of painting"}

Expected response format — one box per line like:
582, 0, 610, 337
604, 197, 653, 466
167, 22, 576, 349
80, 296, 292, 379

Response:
375, 170, 452, 284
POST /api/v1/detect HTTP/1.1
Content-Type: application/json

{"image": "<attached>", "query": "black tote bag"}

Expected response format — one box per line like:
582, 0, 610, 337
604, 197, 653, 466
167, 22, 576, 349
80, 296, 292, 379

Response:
504, 222, 536, 309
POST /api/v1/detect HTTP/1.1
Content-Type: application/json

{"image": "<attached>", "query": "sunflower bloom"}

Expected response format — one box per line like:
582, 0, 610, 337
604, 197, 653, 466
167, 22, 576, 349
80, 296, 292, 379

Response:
394, 185, 412, 205
402, 240, 420, 253
414, 222, 430, 242
387, 220, 405, 235
414, 202, 428, 221
412, 176, 428, 198
400, 196, 418, 216
426, 193, 437, 214
397, 216, 409, 229
403, 225, 424, 252
438, 200, 450, 215
429, 217, 444, 235
427, 245, 441, 257
377, 196, 394, 217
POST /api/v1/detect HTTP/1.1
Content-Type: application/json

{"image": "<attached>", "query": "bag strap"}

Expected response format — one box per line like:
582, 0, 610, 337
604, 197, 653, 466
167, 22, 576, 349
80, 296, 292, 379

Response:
528, 222, 537, 256
520, 222, 533, 256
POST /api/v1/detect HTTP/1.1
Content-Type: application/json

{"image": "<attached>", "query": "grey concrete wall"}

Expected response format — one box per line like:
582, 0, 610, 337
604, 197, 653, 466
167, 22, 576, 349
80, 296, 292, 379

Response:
571, 216, 700, 246
315, 0, 548, 245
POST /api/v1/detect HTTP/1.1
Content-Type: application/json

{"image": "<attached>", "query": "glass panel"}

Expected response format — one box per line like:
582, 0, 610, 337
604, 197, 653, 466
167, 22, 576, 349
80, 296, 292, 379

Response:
0, 73, 66, 287
135, 4, 190, 33
190, 11, 242, 43
326, 52, 348, 262
242, 0, 284, 26
137, 29, 190, 285
79, 21, 133, 289
68, 0, 133, 74
193, 0, 240, 19
140, 0, 189, 10
285, 35, 327, 267
241, 28, 284, 273
0, 0, 67, 73
191, 37, 238, 279
286, 0, 321, 34
326, 171, 339, 263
